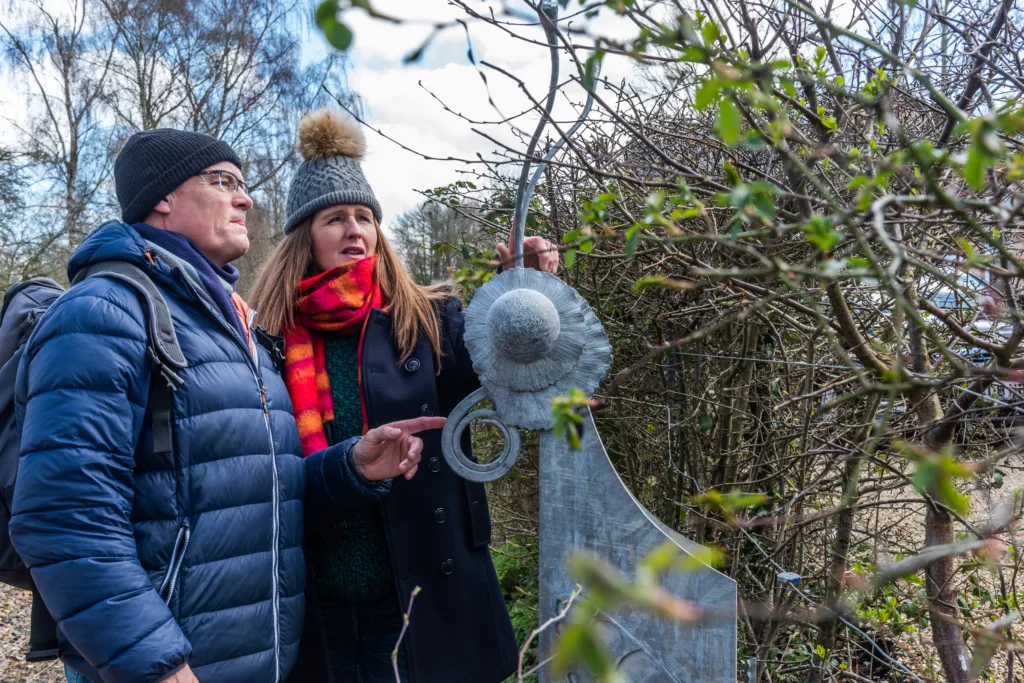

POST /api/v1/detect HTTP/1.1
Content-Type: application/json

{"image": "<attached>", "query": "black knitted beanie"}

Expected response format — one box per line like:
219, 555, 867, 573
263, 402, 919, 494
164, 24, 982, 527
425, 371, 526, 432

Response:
114, 129, 242, 224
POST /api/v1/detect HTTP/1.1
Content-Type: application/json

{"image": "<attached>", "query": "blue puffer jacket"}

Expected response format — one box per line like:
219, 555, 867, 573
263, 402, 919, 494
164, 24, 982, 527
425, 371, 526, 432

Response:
9, 222, 384, 683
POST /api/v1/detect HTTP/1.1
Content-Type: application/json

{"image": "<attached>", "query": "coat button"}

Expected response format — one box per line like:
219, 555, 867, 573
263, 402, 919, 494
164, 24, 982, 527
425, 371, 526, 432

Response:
428, 457, 441, 473
404, 358, 421, 372
420, 404, 433, 416
441, 559, 454, 575
434, 507, 446, 524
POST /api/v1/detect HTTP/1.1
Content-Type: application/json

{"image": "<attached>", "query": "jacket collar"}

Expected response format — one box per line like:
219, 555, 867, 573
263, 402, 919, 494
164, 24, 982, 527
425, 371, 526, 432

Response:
67, 220, 189, 300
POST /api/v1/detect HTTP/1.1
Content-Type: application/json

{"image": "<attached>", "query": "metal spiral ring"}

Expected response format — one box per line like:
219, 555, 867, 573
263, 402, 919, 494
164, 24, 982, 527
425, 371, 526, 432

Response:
440, 387, 521, 483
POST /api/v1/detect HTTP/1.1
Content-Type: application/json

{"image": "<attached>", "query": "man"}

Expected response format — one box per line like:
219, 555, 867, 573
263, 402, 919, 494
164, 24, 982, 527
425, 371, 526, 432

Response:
9, 129, 435, 683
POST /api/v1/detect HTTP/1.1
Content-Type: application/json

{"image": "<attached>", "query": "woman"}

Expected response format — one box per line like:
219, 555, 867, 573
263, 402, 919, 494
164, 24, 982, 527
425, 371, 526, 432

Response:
250, 109, 557, 683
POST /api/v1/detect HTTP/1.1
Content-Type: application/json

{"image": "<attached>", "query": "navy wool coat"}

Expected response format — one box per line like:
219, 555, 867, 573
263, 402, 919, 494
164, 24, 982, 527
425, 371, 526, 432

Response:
9, 222, 377, 683
293, 299, 520, 683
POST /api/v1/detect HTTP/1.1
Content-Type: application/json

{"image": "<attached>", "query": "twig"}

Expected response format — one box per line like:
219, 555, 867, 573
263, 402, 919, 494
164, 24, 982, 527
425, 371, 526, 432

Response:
517, 584, 582, 682
393, 586, 422, 682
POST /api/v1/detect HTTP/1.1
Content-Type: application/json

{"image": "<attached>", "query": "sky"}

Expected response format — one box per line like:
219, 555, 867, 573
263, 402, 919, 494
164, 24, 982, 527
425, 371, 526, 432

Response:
0, 0, 641, 234
305, 0, 639, 233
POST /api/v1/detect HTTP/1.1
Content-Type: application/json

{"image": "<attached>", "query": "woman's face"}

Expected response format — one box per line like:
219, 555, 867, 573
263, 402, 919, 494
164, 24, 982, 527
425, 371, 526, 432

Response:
309, 204, 378, 272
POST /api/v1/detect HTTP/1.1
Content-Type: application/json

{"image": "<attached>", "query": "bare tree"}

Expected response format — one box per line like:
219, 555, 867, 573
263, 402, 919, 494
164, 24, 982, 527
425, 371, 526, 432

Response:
392, 200, 483, 285
1, 0, 121, 246
1, 0, 356, 289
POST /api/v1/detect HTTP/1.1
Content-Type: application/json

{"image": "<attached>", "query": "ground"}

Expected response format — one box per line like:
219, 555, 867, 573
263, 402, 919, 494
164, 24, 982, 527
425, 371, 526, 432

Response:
0, 583, 64, 682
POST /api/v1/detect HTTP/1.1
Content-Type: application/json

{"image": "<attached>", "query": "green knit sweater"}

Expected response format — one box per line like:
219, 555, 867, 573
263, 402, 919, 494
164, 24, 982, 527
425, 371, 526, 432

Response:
313, 333, 395, 602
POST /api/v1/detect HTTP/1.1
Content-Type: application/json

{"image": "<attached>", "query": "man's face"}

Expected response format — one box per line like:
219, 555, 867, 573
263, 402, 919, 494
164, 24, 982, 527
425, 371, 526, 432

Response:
160, 161, 253, 267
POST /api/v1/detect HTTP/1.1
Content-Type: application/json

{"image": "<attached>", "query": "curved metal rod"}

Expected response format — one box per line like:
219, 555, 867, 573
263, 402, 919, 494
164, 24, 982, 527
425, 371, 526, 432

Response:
512, 0, 601, 269
511, 0, 560, 269
521, 60, 600, 223
440, 387, 522, 483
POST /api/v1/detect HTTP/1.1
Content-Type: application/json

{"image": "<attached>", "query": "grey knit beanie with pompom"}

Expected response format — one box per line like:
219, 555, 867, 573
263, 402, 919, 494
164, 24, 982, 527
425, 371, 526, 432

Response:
282, 109, 382, 234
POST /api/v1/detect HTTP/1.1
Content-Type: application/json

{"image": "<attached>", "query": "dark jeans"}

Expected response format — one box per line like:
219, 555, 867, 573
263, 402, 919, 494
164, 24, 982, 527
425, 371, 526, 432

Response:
64, 663, 93, 683
320, 594, 410, 683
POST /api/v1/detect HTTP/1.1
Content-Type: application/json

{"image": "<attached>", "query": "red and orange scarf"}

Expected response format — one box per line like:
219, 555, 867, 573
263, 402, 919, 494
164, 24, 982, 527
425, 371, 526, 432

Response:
282, 256, 383, 457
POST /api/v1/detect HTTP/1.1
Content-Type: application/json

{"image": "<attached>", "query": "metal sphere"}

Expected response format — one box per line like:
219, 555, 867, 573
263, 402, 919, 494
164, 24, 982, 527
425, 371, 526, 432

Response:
486, 288, 561, 363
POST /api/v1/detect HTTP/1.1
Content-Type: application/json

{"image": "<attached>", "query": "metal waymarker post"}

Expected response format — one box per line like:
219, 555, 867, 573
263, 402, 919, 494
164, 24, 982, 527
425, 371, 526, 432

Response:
439, 2, 737, 680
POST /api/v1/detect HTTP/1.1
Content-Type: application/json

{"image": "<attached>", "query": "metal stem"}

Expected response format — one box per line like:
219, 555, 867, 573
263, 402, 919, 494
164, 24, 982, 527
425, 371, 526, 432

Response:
511, 1, 601, 270
511, 0, 559, 269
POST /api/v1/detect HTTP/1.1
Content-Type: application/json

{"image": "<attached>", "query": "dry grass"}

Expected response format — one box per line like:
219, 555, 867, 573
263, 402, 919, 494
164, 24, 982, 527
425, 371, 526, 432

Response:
0, 584, 65, 683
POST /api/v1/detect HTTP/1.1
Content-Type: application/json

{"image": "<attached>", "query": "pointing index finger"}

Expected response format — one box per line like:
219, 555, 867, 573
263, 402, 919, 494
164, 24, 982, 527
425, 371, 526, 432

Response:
385, 416, 447, 435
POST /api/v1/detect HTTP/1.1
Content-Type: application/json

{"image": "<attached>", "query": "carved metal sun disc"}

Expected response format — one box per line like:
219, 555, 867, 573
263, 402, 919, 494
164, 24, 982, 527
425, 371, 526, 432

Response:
467, 269, 588, 393
462, 268, 611, 430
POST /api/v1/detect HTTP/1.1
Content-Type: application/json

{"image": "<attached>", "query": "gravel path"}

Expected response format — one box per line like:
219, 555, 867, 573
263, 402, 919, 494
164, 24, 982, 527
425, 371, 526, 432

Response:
0, 584, 65, 682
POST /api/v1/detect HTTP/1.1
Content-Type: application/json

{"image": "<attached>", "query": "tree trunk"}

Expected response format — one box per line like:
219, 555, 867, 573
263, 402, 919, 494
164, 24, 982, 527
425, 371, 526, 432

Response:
807, 396, 880, 683
908, 296, 971, 683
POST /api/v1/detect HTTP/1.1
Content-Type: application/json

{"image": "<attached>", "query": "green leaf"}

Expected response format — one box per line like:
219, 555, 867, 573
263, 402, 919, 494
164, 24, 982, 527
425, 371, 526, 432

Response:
315, 0, 337, 25
701, 21, 719, 46
698, 413, 713, 431
694, 78, 720, 111
743, 131, 766, 149
677, 545, 724, 572
641, 541, 679, 575
323, 20, 353, 50
964, 142, 987, 191
583, 49, 605, 92
715, 97, 741, 145
679, 45, 706, 62
847, 256, 870, 269
632, 276, 693, 293
315, 1, 353, 51
625, 224, 641, 257
722, 161, 742, 186
565, 248, 577, 268
802, 215, 844, 253
551, 623, 586, 673
671, 207, 703, 220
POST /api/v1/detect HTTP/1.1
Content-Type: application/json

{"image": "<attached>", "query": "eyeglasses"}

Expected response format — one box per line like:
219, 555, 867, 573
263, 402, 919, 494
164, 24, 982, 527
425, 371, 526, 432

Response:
194, 170, 249, 195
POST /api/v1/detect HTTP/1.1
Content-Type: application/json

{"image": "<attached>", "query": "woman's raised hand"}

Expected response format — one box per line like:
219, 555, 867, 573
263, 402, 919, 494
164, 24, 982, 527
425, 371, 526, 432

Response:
496, 235, 559, 273
352, 416, 447, 482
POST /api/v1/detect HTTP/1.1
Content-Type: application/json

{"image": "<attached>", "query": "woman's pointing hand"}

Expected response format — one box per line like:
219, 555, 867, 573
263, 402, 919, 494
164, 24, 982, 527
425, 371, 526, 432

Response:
352, 416, 447, 482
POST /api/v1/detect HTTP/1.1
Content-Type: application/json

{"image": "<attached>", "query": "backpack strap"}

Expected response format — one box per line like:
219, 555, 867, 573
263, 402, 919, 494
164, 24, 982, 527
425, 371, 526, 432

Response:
73, 261, 187, 386
26, 585, 59, 662
74, 261, 185, 457
147, 366, 175, 459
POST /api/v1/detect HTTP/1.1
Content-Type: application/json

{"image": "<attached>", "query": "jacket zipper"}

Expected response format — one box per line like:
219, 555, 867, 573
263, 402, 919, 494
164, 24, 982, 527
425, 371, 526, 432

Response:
159, 520, 190, 605
170, 269, 282, 682
256, 371, 281, 683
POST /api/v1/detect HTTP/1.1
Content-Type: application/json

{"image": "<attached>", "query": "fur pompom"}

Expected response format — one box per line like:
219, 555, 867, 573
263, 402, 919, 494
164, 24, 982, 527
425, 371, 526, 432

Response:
297, 109, 366, 161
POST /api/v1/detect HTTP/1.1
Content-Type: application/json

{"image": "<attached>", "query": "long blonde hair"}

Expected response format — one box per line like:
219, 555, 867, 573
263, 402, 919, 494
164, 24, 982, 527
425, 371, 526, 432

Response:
249, 218, 449, 367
